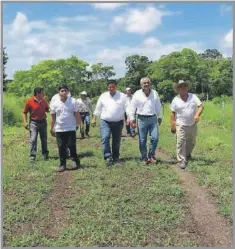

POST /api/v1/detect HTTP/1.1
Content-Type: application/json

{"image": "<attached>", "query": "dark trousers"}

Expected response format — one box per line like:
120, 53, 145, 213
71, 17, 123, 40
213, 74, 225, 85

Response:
29, 120, 48, 158
56, 131, 78, 166
80, 112, 90, 135
100, 119, 123, 159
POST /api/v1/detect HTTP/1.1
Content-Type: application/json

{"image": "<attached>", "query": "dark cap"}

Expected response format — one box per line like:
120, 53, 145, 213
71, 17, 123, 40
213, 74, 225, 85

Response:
34, 87, 44, 96
107, 79, 117, 85
58, 84, 69, 91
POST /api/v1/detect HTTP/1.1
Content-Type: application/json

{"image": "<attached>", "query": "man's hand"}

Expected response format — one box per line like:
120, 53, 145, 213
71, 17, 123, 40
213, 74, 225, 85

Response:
24, 123, 29, 130
130, 120, 136, 128
158, 118, 162, 126
171, 124, 176, 134
50, 129, 55, 137
194, 115, 200, 123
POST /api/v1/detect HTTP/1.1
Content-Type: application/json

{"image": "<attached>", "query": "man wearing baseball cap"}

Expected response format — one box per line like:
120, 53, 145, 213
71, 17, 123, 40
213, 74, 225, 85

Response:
170, 79, 204, 169
50, 84, 82, 172
125, 87, 135, 137
77, 90, 93, 138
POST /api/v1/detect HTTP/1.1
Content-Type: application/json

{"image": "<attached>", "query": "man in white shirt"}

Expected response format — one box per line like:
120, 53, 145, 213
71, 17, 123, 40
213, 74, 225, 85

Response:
170, 80, 204, 169
125, 87, 136, 137
92, 79, 128, 167
77, 91, 93, 138
50, 84, 82, 172
129, 77, 162, 165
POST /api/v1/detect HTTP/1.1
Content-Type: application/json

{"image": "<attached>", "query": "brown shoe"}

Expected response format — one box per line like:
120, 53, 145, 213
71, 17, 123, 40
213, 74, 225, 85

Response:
150, 157, 157, 164
143, 159, 150, 165
56, 165, 66, 172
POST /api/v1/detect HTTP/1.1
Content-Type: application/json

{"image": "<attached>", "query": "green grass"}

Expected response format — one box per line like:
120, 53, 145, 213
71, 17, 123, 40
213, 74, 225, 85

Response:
3, 99, 232, 246
160, 101, 232, 221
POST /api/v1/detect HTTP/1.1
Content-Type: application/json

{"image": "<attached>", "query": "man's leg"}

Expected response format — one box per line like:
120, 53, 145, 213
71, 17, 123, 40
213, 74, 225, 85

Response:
68, 131, 80, 168
39, 120, 49, 160
111, 120, 124, 160
85, 113, 90, 136
80, 113, 85, 138
137, 117, 149, 162
29, 121, 39, 161
100, 120, 112, 166
148, 117, 159, 162
55, 132, 69, 172
176, 125, 187, 169
125, 112, 131, 135
186, 124, 197, 159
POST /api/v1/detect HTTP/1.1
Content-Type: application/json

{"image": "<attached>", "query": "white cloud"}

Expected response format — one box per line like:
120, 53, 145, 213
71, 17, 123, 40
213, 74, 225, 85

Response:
224, 29, 233, 48
220, 4, 232, 16
111, 7, 174, 35
53, 15, 98, 23
96, 37, 204, 77
92, 3, 127, 10
219, 29, 233, 57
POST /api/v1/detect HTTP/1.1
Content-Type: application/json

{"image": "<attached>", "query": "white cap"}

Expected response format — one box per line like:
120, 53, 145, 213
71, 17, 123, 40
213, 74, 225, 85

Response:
178, 80, 185, 84
126, 87, 131, 91
80, 91, 87, 95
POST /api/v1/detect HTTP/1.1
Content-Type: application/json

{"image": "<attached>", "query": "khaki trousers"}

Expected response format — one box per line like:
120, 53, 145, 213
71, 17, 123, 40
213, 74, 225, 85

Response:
176, 123, 197, 163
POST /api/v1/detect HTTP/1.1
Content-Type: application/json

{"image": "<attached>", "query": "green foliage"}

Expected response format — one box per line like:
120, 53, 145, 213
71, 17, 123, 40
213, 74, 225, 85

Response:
3, 93, 26, 126
212, 95, 232, 105
3, 47, 9, 90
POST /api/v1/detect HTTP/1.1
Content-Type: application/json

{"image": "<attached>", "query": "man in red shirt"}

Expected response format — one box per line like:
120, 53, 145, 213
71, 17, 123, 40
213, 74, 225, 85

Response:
22, 87, 49, 162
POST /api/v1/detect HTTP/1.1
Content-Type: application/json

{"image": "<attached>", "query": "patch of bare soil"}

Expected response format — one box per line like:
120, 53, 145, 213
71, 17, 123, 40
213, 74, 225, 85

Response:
156, 148, 233, 247
44, 171, 73, 238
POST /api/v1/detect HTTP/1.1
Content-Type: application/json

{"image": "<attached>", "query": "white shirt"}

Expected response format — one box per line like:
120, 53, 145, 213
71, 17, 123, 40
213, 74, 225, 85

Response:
50, 92, 71, 109
170, 93, 202, 126
50, 97, 78, 132
93, 91, 128, 122
129, 89, 162, 120
77, 98, 93, 113
125, 95, 133, 117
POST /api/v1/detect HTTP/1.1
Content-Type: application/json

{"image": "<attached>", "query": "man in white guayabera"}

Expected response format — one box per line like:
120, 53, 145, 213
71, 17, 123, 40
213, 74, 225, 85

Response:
170, 80, 204, 169
50, 84, 82, 172
92, 79, 128, 167
129, 77, 162, 165
77, 91, 93, 138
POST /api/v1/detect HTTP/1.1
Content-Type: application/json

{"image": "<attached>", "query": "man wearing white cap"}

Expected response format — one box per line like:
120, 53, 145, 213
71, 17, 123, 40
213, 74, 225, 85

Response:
125, 87, 135, 137
77, 91, 93, 138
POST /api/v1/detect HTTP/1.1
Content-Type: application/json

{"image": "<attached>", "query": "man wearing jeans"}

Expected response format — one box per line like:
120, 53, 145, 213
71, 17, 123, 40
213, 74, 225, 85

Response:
22, 87, 49, 162
125, 87, 136, 137
50, 84, 82, 172
92, 79, 128, 167
77, 91, 93, 138
130, 77, 162, 165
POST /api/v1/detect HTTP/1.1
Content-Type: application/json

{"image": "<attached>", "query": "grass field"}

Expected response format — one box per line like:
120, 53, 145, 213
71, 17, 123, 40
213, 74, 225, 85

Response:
3, 99, 232, 246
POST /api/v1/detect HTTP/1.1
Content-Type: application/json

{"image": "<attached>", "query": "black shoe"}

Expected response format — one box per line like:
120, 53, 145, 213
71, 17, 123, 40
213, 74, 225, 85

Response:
105, 157, 112, 168
43, 153, 49, 161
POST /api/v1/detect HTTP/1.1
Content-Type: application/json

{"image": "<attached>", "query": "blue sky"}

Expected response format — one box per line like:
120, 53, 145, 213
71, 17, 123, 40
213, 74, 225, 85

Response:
3, 2, 233, 79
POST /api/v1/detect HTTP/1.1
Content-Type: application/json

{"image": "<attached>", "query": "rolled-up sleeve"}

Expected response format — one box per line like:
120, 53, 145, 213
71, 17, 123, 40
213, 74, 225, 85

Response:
93, 95, 102, 116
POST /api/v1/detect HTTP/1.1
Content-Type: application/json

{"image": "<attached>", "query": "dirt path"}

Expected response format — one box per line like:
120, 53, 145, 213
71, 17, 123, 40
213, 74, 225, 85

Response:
156, 148, 233, 247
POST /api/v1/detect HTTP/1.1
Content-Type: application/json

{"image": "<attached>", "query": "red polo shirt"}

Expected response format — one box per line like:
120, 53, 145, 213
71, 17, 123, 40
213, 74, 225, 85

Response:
23, 96, 49, 121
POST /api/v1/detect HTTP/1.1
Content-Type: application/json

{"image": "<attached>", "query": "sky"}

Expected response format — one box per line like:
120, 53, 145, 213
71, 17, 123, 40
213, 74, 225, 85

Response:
3, 2, 233, 79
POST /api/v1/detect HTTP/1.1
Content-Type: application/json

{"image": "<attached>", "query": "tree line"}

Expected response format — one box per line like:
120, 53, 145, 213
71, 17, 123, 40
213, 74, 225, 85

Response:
3, 47, 232, 102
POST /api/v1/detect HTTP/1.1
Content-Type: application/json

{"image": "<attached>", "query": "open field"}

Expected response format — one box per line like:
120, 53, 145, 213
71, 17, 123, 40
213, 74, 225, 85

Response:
3, 100, 232, 247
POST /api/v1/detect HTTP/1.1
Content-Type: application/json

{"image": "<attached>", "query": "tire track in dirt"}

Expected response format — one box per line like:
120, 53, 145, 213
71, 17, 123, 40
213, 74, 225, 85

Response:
127, 136, 232, 246
157, 148, 232, 247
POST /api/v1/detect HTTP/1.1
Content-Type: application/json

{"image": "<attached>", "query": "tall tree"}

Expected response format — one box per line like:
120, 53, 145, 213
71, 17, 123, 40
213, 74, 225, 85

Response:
3, 47, 9, 90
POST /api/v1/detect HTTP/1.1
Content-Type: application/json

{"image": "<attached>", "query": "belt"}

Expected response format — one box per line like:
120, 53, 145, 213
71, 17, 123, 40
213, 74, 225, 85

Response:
138, 114, 156, 118
30, 119, 46, 123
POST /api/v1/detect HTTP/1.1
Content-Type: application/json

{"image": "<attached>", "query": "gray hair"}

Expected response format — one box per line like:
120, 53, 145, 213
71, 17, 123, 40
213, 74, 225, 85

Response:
140, 77, 151, 85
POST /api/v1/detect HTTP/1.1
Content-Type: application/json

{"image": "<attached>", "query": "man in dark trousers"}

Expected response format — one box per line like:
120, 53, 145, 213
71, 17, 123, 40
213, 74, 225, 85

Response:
22, 87, 49, 162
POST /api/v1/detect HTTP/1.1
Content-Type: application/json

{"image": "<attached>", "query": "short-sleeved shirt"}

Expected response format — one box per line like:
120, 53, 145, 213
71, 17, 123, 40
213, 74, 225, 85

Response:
93, 91, 128, 122
23, 96, 49, 121
77, 98, 93, 113
170, 93, 202, 126
50, 97, 78, 132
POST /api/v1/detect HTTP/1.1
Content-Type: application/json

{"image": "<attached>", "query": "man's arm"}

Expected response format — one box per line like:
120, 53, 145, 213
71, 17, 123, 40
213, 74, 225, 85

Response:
170, 111, 176, 134
129, 94, 137, 122
22, 112, 29, 130
50, 113, 56, 136
155, 94, 162, 125
74, 111, 82, 128
92, 96, 102, 126
194, 104, 204, 122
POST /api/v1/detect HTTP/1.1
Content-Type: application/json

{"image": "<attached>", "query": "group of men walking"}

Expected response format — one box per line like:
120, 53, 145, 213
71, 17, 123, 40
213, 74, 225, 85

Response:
22, 77, 204, 172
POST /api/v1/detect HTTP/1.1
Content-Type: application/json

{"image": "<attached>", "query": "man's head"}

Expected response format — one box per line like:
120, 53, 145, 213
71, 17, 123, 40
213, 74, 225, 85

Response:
140, 77, 151, 91
174, 80, 190, 96
80, 91, 87, 99
58, 84, 69, 99
34, 87, 44, 99
107, 79, 117, 95
126, 87, 132, 96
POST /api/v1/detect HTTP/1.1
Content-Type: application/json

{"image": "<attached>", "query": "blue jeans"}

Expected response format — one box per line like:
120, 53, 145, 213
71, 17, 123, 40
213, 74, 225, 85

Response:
137, 115, 159, 160
29, 120, 48, 158
80, 112, 90, 135
100, 119, 123, 160
125, 113, 135, 135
